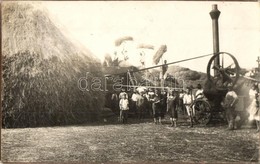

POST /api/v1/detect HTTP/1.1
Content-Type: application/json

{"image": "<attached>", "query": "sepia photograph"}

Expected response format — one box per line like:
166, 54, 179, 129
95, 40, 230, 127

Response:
1, 1, 259, 163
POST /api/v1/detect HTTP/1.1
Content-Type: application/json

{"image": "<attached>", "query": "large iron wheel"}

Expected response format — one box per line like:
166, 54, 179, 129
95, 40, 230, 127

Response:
207, 52, 240, 91
192, 99, 211, 125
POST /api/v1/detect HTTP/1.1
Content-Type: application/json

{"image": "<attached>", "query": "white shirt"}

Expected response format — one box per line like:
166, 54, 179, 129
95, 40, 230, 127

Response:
225, 91, 238, 99
183, 94, 194, 105
147, 91, 155, 101
179, 93, 184, 99
249, 89, 258, 99
119, 99, 129, 110
131, 93, 138, 102
195, 89, 204, 99
224, 90, 238, 107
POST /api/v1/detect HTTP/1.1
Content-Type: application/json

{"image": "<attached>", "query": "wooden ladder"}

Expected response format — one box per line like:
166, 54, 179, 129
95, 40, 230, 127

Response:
127, 70, 136, 86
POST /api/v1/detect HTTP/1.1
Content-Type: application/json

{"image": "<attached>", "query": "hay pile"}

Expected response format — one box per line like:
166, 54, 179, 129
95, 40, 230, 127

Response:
153, 45, 167, 65
2, 2, 105, 128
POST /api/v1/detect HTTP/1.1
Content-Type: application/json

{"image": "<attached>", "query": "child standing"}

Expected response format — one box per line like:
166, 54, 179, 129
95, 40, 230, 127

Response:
119, 94, 129, 124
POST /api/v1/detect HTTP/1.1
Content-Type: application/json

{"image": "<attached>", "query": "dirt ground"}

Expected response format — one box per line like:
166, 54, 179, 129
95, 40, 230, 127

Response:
1, 116, 259, 163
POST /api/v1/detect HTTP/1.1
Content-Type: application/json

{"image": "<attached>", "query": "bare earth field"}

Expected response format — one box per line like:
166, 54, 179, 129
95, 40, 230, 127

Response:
1, 118, 259, 163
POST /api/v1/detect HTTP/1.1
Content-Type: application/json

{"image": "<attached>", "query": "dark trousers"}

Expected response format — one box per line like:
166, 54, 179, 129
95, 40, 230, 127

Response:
122, 110, 129, 123
152, 104, 161, 119
132, 101, 137, 116
111, 101, 119, 114
137, 106, 145, 120
148, 102, 153, 117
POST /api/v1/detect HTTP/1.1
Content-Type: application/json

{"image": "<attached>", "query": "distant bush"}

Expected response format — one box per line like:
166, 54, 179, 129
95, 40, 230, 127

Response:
184, 71, 201, 80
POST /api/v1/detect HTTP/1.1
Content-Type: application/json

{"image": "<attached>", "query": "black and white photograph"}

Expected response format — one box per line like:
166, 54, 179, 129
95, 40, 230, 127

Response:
1, 1, 259, 163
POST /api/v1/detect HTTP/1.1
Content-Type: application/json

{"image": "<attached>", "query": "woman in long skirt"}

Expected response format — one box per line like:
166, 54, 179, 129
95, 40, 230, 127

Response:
248, 84, 260, 131
167, 91, 179, 127
152, 92, 162, 124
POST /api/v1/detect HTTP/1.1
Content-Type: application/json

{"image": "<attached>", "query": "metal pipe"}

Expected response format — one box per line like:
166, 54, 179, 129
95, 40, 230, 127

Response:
210, 4, 221, 76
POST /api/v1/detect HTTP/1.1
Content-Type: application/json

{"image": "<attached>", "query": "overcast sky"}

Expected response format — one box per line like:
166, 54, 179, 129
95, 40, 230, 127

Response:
42, 1, 259, 73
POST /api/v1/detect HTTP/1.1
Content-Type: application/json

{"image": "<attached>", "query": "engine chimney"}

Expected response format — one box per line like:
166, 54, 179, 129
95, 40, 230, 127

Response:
210, 4, 221, 76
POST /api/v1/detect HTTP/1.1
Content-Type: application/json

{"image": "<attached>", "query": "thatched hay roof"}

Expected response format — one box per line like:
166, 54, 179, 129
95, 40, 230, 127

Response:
2, 2, 104, 128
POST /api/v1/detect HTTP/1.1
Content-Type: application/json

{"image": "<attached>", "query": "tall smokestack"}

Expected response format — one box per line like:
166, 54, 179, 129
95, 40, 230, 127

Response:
210, 4, 221, 76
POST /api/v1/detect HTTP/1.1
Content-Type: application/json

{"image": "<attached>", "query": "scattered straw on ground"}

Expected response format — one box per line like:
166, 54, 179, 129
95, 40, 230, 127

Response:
1, 119, 259, 163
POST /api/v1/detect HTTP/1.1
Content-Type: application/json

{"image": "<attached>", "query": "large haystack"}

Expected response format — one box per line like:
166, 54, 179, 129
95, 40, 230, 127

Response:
2, 2, 105, 128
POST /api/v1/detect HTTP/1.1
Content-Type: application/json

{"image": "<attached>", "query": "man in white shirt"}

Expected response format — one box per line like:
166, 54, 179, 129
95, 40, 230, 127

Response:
183, 87, 195, 127
131, 90, 138, 116
183, 88, 195, 116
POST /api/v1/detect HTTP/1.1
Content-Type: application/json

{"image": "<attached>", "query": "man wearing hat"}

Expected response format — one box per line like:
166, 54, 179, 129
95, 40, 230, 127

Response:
183, 86, 195, 127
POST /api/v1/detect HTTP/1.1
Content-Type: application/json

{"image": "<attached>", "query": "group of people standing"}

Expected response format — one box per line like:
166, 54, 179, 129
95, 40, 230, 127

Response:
110, 84, 204, 127
112, 88, 169, 124
221, 82, 260, 131
110, 82, 260, 131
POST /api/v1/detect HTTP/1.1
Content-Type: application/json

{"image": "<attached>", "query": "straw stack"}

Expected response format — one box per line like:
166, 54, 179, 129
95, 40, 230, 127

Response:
2, 2, 105, 128
153, 45, 167, 65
